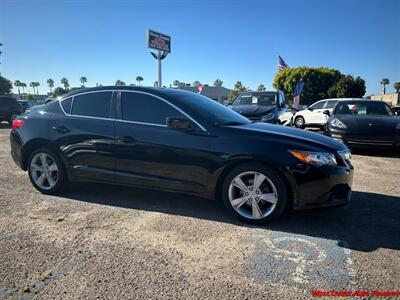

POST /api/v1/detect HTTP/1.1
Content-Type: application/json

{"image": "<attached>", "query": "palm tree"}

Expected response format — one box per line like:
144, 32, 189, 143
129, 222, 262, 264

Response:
173, 80, 180, 87
14, 80, 21, 96
213, 79, 223, 87
381, 78, 389, 94
60, 77, 70, 90
80, 76, 87, 87
29, 82, 36, 95
136, 76, 144, 86
47, 79, 54, 93
20, 82, 26, 94
35, 82, 40, 95
115, 80, 126, 86
153, 81, 158, 87
257, 84, 266, 92
393, 82, 400, 93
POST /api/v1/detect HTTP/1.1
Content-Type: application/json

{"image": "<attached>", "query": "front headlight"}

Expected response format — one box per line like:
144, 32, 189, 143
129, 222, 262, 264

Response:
330, 118, 347, 129
261, 113, 275, 122
289, 150, 337, 167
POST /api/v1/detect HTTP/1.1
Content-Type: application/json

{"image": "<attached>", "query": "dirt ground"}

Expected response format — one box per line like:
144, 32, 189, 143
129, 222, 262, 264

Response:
0, 124, 399, 299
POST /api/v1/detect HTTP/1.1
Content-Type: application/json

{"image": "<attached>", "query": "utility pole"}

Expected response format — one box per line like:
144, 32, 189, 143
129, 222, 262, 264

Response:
147, 29, 171, 88
151, 51, 167, 87
0, 43, 3, 77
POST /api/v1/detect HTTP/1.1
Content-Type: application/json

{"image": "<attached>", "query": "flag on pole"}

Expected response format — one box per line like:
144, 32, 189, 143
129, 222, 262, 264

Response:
278, 56, 289, 72
198, 83, 205, 94
293, 81, 305, 110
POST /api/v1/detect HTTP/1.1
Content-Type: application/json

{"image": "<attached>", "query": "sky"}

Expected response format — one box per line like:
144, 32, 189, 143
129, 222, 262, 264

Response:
0, 0, 399, 95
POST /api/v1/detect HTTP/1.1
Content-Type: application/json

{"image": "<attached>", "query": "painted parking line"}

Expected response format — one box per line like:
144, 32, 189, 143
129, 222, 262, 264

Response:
243, 232, 356, 291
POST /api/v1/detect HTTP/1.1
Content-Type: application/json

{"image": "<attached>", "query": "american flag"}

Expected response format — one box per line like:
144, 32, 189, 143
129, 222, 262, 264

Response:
278, 56, 289, 72
293, 81, 305, 110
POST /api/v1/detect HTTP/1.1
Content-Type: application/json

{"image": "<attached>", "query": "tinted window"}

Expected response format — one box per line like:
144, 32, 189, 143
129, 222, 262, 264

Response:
234, 93, 276, 106
61, 97, 72, 114
325, 100, 338, 109
71, 92, 112, 118
310, 101, 325, 109
0, 97, 19, 109
335, 101, 394, 116
121, 92, 182, 125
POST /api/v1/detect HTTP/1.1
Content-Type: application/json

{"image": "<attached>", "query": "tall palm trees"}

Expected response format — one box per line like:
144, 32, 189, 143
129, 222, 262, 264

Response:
173, 80, 180, 87
60, 78, 70, 90
381, 78, 389, 94
29, 82, 40, 95
80, 76, 87, 87
14, 80, 21, 95
257, 84, 266, 92
20, 82, 26, 94
394, 82, 400, 93
47, 79, 54, 93
136, 76, 143, 86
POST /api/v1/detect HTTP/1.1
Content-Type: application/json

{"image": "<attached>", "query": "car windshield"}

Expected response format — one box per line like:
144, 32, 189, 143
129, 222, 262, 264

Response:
334, 102, 394, 116
233, 93, 276, 106
165, 90, 251, 126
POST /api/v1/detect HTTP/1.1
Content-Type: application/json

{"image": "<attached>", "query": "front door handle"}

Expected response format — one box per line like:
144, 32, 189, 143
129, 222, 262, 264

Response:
118, 136, 136, 144
52, 126, 70, 134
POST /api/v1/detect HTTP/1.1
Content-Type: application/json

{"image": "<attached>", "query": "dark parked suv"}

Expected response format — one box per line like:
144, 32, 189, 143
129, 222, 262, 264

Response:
10, 87, 353, 223
0, 96, 22, 124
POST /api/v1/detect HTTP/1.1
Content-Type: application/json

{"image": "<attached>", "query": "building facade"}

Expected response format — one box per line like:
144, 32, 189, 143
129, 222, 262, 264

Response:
175, 83, 231, 103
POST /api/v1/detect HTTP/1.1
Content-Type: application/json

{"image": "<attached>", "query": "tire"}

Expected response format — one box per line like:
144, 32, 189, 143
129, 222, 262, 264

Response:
294, 116, 305, 129
27, 148, 68, 195
221, 163, 288, 224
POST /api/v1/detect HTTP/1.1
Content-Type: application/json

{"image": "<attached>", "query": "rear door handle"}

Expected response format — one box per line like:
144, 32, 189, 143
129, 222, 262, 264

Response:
118, 136, 136, 144
52, 126, 70, 134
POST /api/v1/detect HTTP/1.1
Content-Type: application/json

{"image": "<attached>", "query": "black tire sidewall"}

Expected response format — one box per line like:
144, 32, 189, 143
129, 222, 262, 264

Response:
221, 163, 288, 224
27, 148, 67, 195
295, 116, 305, 128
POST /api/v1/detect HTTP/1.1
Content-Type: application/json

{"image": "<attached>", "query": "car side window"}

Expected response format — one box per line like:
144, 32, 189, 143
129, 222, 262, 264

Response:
61, 97, 73, 114
71, 92, 112, 118
325, 100, 338, 109
310, 101, 325, 110
121, 92, 182, 125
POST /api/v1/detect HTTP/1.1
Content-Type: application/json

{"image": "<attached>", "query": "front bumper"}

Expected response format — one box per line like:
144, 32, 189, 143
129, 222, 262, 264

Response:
327, 128, 400, 148
290, 162, 354, 210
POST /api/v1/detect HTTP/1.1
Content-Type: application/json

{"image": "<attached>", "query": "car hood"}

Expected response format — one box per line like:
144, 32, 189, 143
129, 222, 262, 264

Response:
233, 122, 347, 151
336, 115, 400, 132
231, 105, 275, 117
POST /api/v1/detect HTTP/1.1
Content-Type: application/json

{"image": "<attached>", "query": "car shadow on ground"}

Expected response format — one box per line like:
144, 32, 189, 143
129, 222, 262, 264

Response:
351, 148, 400, 158
62, 183, 400, 252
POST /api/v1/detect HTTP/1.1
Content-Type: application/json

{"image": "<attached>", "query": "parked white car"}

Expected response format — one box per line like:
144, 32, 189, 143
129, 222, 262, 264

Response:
293, 98, 363, 129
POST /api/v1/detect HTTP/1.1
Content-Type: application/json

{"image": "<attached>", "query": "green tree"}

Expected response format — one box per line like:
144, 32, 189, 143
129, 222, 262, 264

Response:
29, 82, 36, 95
136, 76, 143, 86
228, 81, 247, 101
380, 78, 389, 94
47, 79, 54, 93
273, 66, 342, 105
213, 79, 223, 87
14, 80, 21, 95
115, 80, 126, 86
53, 87, 68, 96
0, 76, 12, 95
80, 76, 87, 87
394, 82, 400, 93
192, 80, 201, 87
327, 75, 365, 98
173, 80, 180, 87
60, 77, 70, 90
257, 84, 266, 92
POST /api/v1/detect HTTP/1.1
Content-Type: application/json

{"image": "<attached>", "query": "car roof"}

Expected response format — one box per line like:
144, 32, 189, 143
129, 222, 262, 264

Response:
319, 98, 366, 102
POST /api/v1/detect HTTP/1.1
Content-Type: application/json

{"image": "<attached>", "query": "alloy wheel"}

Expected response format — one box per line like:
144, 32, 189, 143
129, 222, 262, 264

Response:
30, 152, 59, 190
295, 117, 304, 128
228, 171, 278, 220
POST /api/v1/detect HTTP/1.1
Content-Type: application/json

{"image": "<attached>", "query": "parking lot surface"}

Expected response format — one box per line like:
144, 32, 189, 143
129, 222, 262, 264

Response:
0, 124, 399, 299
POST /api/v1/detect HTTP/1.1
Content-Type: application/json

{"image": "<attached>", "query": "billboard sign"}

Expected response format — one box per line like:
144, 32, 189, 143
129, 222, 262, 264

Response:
147, 29, 171, 53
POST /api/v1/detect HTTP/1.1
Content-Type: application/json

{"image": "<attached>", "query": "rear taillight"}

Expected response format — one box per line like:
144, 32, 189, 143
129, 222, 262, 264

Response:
12, 119, 25, 129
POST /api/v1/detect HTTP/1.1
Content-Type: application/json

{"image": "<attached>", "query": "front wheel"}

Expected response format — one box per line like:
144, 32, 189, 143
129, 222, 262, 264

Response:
294, 116, 305, 129
222, 163, 288, 224
27, 148, 68, 194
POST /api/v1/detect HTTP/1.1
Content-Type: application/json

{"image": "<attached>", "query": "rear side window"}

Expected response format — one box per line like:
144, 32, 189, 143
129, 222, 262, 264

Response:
325, 100, 338, 109
71, 92, 112, 118
310, 101, 325, 109
0, 97, 19, 109
121, 92, 182, 125
61, 97, 72, 114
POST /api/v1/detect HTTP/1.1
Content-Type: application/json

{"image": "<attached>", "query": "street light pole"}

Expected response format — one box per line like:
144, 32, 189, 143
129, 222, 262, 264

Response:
0, 42, 3, 77
158, 50, 162, 87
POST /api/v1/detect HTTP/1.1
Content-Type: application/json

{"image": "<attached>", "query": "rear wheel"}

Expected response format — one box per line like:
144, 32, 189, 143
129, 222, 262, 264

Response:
27, 148, 68, 194
294, 116, 305, 129
222, 163, 288, 224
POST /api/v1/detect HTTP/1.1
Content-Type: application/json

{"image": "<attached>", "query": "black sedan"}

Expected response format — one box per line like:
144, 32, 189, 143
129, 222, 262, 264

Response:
10, 87, 353, 224
325, 100, 400, 148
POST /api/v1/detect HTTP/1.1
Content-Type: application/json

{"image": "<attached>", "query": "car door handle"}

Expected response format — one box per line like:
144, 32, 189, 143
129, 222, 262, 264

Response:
118, 136, 136, 144
52, 126, 70, 134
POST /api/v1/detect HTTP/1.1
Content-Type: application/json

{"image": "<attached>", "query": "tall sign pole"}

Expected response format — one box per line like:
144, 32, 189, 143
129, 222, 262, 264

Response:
147, 29, 171, 88
0, 43, 3, 77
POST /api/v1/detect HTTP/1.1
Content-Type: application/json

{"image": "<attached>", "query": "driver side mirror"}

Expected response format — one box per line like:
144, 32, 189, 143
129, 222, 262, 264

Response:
323, 110, 330, 116
166, 116, 195, 132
